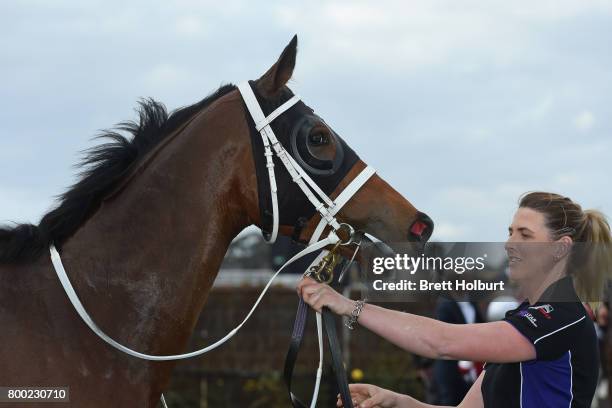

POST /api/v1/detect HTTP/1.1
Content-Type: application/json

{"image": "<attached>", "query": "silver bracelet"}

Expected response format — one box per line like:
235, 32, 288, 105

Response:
345, 299, 366, 330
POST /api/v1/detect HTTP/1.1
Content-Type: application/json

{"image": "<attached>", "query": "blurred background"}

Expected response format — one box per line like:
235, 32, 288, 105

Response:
1, 1, 611, 406
2, 0, 612, 241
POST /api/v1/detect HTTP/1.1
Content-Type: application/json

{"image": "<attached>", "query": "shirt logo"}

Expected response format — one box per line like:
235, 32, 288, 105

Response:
518, 310, 538, 327
529, 304, 554, 319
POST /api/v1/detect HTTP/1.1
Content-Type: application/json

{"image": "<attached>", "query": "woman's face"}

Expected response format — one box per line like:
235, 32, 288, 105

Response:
505, 207, 556, 282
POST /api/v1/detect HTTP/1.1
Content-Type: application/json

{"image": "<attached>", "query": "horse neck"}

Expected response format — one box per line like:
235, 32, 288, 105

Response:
58, 91, 258, 355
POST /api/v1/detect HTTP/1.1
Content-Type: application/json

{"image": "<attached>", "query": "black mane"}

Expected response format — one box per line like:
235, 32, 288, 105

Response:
0, 84, 236, 264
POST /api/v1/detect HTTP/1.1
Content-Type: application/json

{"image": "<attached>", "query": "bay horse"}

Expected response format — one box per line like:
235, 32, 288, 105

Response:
0, 35, 433, 407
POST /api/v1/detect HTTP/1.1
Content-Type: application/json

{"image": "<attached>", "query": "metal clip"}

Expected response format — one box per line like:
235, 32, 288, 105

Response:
307, 240, 342, 283
304, 224, 357, 284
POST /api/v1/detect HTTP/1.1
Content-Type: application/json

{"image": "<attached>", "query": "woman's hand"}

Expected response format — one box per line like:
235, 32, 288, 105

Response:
296, 276, 354, 316
337, 383, 405, 408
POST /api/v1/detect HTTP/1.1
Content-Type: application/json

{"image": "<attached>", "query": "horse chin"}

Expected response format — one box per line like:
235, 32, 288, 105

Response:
360, 232, 426, 257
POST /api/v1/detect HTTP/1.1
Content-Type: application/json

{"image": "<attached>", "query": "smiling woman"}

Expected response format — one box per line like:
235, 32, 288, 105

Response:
298, 191, 612, 408
512, 192, 612, 304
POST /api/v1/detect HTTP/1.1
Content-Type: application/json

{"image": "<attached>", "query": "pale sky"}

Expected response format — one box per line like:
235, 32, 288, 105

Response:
1, 0, 611, 241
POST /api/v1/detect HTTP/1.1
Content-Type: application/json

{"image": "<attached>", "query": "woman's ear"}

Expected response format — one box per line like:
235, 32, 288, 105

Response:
255, 35, 298, 98
554, 235, 573, 260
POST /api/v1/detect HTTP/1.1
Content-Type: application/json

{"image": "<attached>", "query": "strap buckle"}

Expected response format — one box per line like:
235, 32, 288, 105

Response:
335, 222, 356, 246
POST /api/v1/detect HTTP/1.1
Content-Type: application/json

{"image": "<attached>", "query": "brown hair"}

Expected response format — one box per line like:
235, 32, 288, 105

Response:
519, 192, 612, 302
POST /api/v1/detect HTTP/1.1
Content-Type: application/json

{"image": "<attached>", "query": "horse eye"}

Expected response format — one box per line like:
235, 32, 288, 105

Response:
309, 132, 329, 146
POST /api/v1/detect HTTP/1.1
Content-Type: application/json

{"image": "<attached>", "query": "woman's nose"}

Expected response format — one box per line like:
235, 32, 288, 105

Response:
504, 237, 517, 253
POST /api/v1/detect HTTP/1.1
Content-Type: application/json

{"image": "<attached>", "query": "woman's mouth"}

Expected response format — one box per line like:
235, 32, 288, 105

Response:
508, 255, 522, 265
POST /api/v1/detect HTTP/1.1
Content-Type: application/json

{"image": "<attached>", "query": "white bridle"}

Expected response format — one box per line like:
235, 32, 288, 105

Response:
49, 81, 375, 407
237, 82, 376, 243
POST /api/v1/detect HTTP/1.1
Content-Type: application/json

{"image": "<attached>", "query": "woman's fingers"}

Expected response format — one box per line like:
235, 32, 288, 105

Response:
309, 287, 337, 313
345, 384, 386, 408
337, 384, 374, 406
297, 278, 327, 305
302, 285, 323, 302
296, 276, 319, 298
348, 383, 374, 394
337, 391, 368, 407
297, 276, 351, 315
304, 290, 325, 312
360, 395, 384, 408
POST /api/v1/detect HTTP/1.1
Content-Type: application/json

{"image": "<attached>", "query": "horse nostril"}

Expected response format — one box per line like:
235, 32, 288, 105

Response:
409, 212, 434, 242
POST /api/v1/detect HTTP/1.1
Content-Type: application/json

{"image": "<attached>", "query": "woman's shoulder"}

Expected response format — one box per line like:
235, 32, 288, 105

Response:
504, 301, 594, 360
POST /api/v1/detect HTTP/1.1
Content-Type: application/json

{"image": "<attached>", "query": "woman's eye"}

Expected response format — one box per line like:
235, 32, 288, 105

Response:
309, 133, 329, 145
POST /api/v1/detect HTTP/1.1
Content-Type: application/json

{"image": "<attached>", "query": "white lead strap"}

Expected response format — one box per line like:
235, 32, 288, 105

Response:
50, 233, 340, 362
304, 167, 374, 407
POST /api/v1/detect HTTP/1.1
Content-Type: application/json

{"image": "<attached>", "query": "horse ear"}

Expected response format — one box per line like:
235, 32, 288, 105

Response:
256, 35, 298, 97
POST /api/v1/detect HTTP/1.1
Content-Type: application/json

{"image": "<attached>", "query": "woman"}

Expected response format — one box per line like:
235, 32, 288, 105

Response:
297, 192, 612, 407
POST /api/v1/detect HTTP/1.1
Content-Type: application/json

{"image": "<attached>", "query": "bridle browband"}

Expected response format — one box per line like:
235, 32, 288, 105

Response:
48, 81, 375, 408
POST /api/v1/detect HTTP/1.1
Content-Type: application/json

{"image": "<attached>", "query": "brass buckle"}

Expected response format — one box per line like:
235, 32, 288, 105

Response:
307, 239, 342, 283
305, 223, 357, 284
